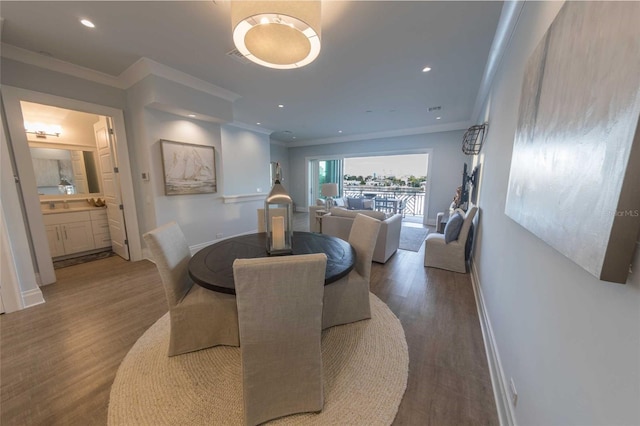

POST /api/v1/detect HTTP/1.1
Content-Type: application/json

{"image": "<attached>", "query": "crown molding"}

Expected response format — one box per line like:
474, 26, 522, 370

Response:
1, 43, 242, 103
285, 121, 470, 148
471, 1, 525, 123
119, 58, 241, 102
1, 43, 125, 88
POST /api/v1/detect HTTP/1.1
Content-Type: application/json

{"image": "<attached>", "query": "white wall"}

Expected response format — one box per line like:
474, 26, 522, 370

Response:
287, 131, 468, 222
473, 2, 640, 424
125, 77, 271, 251
221, 125, 271, 195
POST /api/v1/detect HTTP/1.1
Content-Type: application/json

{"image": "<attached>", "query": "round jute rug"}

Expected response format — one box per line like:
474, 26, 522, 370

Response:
108, 293, 408, 425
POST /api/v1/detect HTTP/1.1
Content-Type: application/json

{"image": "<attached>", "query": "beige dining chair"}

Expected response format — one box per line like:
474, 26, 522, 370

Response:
143, 221, 239, 356
233, 253, 327, 426
322, 213, 381, 329
256, 207, 287, 232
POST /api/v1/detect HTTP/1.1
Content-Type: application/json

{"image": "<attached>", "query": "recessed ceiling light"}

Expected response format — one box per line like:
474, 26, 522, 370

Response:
436, 116, 441, 120
278, 104, 284, 108
422, 66, 432, 73
292, 136, 297, 139
80, 19, 95, 28
188, 114, 196, 118
338, 130, 343, 133
256, 122, 261, 125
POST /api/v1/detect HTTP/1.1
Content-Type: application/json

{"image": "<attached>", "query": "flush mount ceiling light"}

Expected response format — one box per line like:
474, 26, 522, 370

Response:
231, 1, 321, 69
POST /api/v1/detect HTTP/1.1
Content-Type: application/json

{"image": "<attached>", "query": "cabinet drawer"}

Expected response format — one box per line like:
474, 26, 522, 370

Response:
92, 219, 110, 234
90, 209, 108, 221
93, 232, 112, 249
43, 211, 91, 225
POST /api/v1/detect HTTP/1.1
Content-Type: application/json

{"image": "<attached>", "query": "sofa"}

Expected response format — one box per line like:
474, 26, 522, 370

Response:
320, 207, 402, 264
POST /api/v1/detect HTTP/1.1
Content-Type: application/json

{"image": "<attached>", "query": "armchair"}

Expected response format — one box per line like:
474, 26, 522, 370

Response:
424, 206, 478, 273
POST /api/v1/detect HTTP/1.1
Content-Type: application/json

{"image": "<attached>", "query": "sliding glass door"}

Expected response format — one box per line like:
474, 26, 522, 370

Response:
308, 159, 343, 206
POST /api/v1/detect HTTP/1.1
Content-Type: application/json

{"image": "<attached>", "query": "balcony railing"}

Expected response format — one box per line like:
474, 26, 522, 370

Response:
343, 186, 425, 217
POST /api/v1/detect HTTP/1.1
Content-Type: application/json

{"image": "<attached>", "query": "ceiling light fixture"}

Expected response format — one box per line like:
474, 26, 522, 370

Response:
278, 104, 284, 108
422, 66, 432, 72
80, 19, 95, 28
231, 1, 321, 69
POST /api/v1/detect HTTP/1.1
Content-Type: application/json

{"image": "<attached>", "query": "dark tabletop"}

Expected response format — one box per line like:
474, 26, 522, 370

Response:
189, 231, 356, 294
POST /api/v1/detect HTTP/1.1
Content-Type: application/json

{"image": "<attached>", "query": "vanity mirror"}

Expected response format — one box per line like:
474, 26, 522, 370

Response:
30, 146, 101, 197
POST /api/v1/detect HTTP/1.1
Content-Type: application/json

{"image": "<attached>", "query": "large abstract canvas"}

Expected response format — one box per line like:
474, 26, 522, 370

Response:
505, 2, 640, 283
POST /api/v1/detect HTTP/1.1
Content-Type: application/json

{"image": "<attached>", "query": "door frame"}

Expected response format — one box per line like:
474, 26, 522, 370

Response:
1, 86, 142, 286
306, 148, 433, 224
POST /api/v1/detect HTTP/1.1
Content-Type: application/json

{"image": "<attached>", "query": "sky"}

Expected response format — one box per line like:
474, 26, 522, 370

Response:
343, 154, 428, 178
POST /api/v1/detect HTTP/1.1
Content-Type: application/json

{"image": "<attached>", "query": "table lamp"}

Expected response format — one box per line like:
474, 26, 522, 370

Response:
321, 183, 339, 209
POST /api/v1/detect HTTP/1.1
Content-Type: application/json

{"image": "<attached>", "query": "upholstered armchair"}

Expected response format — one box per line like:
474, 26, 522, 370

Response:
424, 206, 478, 273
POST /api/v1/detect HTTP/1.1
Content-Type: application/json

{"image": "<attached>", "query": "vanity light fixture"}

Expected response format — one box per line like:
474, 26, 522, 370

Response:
231, 1, 321, 69
24, 121, 62, 138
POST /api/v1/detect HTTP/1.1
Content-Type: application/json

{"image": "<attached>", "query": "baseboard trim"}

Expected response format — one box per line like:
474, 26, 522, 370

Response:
22, 288, 45, 309
470, 260, 517, 426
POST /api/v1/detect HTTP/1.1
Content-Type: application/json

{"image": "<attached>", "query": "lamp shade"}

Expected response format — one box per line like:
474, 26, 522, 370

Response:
321, 183, 338, 198
231, 1, 321, 69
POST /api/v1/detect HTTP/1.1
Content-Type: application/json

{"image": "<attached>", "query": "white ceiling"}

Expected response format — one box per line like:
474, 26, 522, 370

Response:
0, 1, 503, 145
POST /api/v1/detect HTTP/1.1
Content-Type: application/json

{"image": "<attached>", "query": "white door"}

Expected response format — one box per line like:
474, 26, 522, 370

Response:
94, 116, 129, 260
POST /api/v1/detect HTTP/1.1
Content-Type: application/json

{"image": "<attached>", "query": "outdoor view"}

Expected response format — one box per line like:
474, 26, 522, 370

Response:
343, 154, 428, 190
342, 154, 428, 217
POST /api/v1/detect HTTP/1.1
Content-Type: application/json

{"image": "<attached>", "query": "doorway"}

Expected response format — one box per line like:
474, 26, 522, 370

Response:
307, 151, 432, 225
2, 86, 141, 287
308, 158, 342, 207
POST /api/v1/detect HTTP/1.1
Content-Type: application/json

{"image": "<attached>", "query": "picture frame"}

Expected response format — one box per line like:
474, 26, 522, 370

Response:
160, 139, 217, 195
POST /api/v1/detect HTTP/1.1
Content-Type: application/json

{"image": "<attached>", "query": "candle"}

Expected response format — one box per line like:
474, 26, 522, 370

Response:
272, 216, 285, 250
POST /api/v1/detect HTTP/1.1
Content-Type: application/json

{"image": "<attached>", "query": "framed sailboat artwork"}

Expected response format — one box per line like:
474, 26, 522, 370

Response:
160, 139, 217, 195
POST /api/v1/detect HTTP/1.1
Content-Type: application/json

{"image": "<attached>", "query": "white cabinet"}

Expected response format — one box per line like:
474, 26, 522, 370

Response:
45, 225, 65, 257
43, 210, 100, 257
90, 210, 111, 249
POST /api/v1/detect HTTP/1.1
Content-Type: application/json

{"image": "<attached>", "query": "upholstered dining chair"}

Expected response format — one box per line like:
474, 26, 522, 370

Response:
424, 206, 478, 273
322, 213, 381, 329
256, 207, 287, 232
143, 221, 239, 356
233, 253, 327, 426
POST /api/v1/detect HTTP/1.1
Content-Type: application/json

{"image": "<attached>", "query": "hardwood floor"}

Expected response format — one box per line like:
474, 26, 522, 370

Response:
1, 214, 498, 425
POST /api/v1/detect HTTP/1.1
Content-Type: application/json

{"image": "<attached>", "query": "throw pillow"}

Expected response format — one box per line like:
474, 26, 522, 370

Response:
347, 197, 364, 210
334, 197, 346, 207
362, 199, 373, 210
444, 212, 464, 243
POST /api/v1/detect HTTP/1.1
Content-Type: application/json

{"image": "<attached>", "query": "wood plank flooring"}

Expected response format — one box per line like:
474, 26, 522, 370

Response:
1, 214, 498, 425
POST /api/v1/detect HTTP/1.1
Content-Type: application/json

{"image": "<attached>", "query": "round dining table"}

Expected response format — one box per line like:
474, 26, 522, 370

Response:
188, 231, 356, 294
